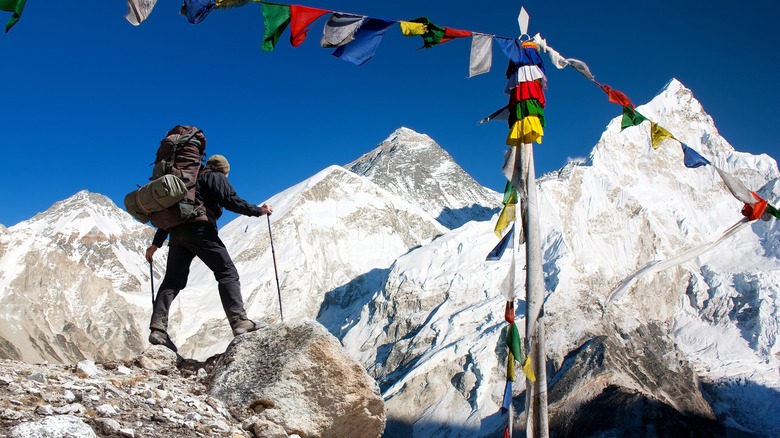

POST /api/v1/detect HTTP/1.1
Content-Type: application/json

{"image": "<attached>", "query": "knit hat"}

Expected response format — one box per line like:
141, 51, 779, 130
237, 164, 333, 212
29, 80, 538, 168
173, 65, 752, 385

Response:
207, 154, 230, 173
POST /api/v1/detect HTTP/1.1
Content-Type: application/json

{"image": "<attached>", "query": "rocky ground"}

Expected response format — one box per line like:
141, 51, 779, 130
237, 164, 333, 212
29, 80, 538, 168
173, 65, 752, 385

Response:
0, 347, 257, 437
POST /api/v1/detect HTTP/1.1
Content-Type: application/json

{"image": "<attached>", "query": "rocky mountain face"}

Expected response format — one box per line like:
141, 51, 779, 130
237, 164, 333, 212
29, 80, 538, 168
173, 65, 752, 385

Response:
0, 79, 778, 437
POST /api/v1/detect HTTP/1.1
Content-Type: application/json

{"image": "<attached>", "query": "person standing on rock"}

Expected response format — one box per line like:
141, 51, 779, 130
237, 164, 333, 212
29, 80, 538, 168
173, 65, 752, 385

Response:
145, 154, 273, 352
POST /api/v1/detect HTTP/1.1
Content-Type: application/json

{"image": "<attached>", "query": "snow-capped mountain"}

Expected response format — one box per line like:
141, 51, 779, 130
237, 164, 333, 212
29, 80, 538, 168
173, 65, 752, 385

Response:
347, 127, 501, 229
0, 78, 778, 436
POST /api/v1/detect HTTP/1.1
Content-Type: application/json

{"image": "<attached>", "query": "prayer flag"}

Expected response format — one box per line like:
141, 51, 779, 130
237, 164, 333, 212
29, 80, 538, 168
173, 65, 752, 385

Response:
650, 122, 675, 150
567, 58, 595, 81
479, 105, 508, 124
504, 300, 515, 324
501, 380, 513, 414
1, 0, 26, 32
332, 18, 394, 66
500, 255, 517, 300
182, 0, 216, 24
766, 204, 780, 220
469, 33, 493, 77
600, 84, 633, 108
741, 192, 768, 221
440, 27, 472, 44
289, 5, 329, 47
511, 99, 545, 127
399, 21, 427, 36
522, 355, 536, 382
507, 350, 516, 381
620, 106, 648, 131
405, 17, 445, 48
506, 322, 523, 360
125, 0, 157, 26
502, 145, 530, 202
715, 167, 757, 204
261, 2, 292, 52
681, 144, 711, 168
494, 203, 516, 237
506, 116, 544, 146
321, 13, 365, 48
511, 80, 545, 106
487, 223, 514, 261
496, 37, 543, 68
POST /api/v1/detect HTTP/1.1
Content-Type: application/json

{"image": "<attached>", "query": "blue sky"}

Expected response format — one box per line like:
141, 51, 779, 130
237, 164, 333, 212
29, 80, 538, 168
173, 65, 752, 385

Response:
1, 1, 778, 227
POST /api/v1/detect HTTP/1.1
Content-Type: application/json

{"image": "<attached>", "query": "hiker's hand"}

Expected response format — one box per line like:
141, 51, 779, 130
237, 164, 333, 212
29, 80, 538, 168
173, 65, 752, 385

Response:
145, 245, 158, 263
260, 203, 273, 216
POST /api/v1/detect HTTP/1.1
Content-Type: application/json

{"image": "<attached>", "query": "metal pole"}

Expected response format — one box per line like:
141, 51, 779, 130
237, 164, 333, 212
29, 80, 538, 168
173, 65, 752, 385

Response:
523, 143, 549, 438
267, 215, 284, 322
149, 261, 155, 307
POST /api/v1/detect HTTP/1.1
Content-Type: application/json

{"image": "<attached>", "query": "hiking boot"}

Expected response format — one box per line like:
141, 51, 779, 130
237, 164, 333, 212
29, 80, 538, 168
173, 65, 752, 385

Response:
149, 329, 178, 353
231, 319, 264, 336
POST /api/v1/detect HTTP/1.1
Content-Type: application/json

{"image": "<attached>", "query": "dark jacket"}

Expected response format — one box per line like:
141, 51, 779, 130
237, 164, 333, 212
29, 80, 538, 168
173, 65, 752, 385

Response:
152, 168, 262, 247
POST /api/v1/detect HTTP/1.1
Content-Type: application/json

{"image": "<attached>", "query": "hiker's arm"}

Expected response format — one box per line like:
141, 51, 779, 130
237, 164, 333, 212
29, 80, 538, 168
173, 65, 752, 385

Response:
213, 175, 265, 217
146, 228, 168, 262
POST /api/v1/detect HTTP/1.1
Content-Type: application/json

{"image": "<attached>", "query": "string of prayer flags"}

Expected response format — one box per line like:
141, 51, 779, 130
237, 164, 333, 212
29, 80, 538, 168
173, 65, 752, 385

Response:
261, 2, 292, 52
469, 33, 494, 77
126, 0, 157, 26
320, 13, 365, 48
505, 41, 546, 147
331, 18, 394, 66
182, 0, 216, 24
0, 0, 26, 32
290, 5, 330, 46
650, 122, 675, 150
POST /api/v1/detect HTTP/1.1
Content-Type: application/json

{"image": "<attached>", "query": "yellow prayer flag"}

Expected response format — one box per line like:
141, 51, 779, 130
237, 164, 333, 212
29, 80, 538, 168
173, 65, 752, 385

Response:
507, 351, 516, 382
399, 21, 427, 36
494, 204, 516, 238
522, 355, 536, 382
650, 122, 675, 150
506, 116, 544, 147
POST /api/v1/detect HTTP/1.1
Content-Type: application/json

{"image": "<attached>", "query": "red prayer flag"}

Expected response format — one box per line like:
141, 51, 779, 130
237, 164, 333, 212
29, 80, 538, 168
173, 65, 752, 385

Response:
511, 80, 545, 107
599, 84, 634, 108
741, 192, 769, 221
504, 301, 515, 323
440, 27, 472, 44
290, 5, 330, 47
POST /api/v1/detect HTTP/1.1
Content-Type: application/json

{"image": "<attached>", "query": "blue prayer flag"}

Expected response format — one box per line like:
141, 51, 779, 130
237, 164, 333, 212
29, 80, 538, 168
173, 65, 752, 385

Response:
332, 18, 394, 66
681, 144, 711, 169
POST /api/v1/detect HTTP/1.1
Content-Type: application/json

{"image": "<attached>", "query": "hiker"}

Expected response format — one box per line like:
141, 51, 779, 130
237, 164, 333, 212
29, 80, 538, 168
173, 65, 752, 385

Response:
145, 154, 273, 352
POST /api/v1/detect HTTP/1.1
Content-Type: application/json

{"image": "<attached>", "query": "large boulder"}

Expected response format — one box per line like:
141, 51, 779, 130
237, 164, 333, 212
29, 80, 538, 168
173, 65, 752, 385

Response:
208, 319, 385, 437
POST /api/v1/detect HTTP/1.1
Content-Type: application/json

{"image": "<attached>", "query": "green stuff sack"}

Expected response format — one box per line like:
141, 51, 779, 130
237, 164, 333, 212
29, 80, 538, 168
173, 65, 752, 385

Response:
124, 174, 188, 224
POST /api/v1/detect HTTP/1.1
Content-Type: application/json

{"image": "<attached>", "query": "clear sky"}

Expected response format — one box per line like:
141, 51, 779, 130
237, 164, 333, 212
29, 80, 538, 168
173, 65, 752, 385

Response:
1, 1, 778, 227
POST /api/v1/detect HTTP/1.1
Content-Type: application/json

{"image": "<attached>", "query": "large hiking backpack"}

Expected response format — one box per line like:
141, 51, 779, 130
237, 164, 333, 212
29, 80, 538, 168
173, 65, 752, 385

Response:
124, 125, 207, 230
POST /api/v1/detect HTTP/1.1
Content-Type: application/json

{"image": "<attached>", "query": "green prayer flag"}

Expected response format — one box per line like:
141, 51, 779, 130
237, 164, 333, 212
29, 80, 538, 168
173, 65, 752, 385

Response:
505, 323, 523, 361
620, 105, 648, 131
261, 2, 291, 52
0, 0, 26, 32
767, 204, 780, 220
408, 17, 445, 48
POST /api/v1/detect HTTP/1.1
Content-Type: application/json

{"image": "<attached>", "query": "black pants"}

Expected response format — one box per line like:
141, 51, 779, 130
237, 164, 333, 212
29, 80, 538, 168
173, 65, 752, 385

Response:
150, 222, 247, 332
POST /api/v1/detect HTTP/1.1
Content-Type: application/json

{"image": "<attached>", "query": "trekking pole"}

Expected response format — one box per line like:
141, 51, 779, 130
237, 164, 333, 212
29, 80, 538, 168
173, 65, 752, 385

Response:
149, 261, 155, 307
267, 214, 284, 322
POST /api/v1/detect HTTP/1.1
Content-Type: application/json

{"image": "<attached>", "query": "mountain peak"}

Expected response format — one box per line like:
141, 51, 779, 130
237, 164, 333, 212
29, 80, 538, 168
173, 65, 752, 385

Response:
12, 189, 145, 239
346, 128, 499, 229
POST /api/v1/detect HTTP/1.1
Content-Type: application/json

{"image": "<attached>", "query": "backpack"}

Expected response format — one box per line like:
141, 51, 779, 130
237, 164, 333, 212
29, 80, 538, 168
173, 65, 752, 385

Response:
124, 125, 207, 230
